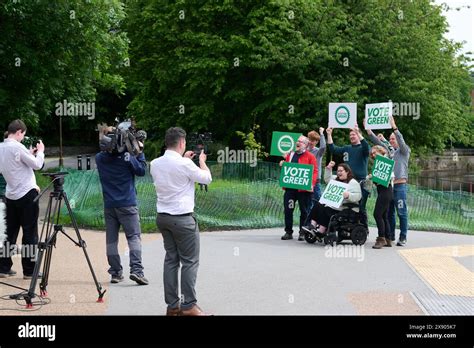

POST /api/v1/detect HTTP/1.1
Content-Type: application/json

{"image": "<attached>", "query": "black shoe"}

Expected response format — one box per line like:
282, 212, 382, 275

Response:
111, 274, 124, 284
130, 273, 149, 285
23, 272, 42, 280
0, 269, 17, 278
281, 233, 293, 240
396, 239, 406, 246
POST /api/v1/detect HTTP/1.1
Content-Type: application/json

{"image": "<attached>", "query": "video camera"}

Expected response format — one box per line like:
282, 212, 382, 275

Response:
98, 118, 147, 156
22, 136, 41, 150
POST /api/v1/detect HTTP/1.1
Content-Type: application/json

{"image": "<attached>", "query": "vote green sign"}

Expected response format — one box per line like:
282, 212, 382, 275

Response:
270, 131, 301, 156
364, 102, 392, 130
372, 155, 395, 187
319, 180, 349, 209
279, 162, 313, 191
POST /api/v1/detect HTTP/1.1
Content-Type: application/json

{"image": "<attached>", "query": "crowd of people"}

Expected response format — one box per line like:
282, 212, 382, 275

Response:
0, 116, 410, 317
281, 116, 411, 248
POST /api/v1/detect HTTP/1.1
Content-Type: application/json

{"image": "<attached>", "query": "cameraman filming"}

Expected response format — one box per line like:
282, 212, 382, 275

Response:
0, 120, 44, 279
151, 127, 212, 316
96, 125, 149, 285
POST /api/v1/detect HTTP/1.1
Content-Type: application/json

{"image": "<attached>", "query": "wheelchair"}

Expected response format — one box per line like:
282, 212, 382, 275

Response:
304, 203, 368, 246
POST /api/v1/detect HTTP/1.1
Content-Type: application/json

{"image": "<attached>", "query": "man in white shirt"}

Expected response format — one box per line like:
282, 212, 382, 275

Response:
0, 120, 45, 279
150, 127, 212, 316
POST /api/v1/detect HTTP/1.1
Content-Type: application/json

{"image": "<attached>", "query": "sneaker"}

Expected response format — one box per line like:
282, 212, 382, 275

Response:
111, 274, 124, 284
298, 232, 305, 241
130, 273, 149, 285
281, 232, 293, 240
396, 239, 407, 247
23, 272, 42, 280
0, 269, 17, 278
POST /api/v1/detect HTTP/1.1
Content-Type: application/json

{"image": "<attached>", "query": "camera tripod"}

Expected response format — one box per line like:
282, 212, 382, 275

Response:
4, 173, 106, 308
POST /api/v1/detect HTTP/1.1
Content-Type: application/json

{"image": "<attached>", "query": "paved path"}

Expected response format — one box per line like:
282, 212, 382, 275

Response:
105, 228, 473, 315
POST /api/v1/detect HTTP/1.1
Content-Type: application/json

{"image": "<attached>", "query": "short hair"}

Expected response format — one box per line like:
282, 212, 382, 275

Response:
307, 130, 320, 142
371, 145, 388, 157
165, 127, 186, 148
298, 135, 309, 145
7, 119, 27, 135
3, 131, 8, 139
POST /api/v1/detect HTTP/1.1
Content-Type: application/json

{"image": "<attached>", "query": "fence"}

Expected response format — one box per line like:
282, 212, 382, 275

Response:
58, 162, 473, 234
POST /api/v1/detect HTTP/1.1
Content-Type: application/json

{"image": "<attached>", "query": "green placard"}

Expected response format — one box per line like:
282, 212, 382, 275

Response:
270, 131, 301, 156
279, 162, 313, 191
372, 155, 395, 187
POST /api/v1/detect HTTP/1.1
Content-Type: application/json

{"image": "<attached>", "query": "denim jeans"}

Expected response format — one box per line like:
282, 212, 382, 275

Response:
306, 183, 322, 218
388, 183, 409, 241
104, 206, 144, 277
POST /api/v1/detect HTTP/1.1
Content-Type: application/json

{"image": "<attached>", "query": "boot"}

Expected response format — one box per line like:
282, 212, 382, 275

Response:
372, 237, 386, 249
384, 238, 392, 247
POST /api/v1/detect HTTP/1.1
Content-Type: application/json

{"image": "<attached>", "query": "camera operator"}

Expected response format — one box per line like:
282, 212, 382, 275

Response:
0, 120, 44, 279
95, 126, 149, 285
150, 127, 212, 316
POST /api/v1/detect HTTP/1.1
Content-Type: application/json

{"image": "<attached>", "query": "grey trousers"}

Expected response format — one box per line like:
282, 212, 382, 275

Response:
156, 213, 200, 311
104, 206, 144, 277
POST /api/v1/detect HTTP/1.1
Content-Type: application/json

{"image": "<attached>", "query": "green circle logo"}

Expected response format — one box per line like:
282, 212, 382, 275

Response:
335, 106, 350, 125
278, 135, 294, 154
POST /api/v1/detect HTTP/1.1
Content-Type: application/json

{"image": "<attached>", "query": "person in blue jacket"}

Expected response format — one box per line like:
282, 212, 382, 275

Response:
96, 132, 149, 286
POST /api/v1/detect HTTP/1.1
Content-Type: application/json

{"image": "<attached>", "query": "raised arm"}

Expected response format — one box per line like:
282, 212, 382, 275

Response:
129, 152, 147, 177
324, 160, 336, 184
315, 127, 326, 158
20, 141, 45, 170
391, 117, 410, 154
326, 128, 346, 154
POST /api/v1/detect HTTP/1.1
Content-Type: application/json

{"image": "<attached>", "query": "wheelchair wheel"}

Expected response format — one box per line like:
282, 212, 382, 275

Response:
304, 231, 317, 244
351, 226, 368, 245
324, 232, 337, 246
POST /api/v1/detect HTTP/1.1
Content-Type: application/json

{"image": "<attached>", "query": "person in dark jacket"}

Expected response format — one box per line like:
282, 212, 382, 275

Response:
96, 132, 148, 285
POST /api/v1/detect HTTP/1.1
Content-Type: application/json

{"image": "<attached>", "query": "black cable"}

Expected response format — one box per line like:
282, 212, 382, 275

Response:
0, 291, 50, 311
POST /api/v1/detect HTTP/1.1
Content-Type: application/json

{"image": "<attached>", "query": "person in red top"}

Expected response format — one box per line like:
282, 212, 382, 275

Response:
279, 135, 318, 241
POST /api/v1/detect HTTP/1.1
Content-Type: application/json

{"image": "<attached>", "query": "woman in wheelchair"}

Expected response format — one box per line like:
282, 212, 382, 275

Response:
302, 161, 361, 237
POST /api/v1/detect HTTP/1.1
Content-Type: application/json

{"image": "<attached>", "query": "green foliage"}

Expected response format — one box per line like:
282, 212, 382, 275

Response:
236, 124, 269, 159
126, 0, 473, 153
0, 0, 129, 133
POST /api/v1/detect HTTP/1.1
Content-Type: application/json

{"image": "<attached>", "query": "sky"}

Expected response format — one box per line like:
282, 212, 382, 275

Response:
433, 0, 473, 58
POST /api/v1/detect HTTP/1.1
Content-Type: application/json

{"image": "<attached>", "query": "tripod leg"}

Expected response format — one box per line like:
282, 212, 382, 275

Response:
62, 192, 106, 302
25, 192, 58, 307
38, 194, 62, 297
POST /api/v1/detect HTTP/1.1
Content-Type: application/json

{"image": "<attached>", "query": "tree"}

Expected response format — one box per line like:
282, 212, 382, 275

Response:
0, 0, 129, 137
126, 0, 472, 154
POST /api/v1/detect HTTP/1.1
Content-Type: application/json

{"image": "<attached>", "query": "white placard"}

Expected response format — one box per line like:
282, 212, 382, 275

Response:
319, 180, 349, 209
328, 103, 357, 129
364, 102, 392, 130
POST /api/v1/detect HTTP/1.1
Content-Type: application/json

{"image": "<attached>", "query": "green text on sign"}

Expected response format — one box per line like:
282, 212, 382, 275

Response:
270, 131, 301, 156
372, 155, 395, 187
279, 162, 313, 191
364, 102, 392, 130
319, 179, 348, 209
